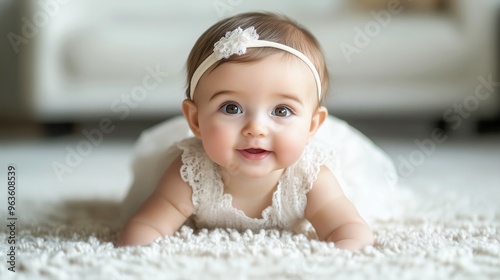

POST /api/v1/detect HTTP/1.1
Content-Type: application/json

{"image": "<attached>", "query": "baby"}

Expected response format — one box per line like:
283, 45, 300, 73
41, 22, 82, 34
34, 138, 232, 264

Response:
119, 12, 399, 250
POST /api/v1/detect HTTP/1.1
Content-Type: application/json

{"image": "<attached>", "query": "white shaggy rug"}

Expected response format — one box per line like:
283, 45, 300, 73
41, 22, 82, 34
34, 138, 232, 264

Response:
0, 133, 499, 279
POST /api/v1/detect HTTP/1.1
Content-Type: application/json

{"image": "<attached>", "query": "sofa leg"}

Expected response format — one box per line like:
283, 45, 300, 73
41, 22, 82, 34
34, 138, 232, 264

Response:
476, 117, 500, 134
435, 118, 450, 134
42, 122, 75, 137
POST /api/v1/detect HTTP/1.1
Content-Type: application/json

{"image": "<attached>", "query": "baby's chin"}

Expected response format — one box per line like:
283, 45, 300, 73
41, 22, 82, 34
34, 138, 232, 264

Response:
218, 161, 286, 180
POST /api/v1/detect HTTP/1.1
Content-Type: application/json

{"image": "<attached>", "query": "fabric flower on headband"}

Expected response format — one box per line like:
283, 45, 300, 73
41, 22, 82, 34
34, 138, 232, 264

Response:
213, 27, 259, 60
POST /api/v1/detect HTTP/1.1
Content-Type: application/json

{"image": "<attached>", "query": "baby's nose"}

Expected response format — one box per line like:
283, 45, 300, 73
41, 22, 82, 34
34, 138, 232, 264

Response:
242, 115, 269, 138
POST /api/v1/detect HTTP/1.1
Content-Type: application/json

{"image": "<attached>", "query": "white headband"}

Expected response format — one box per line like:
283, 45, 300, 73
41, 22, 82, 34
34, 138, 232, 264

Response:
189, 26, 322, 100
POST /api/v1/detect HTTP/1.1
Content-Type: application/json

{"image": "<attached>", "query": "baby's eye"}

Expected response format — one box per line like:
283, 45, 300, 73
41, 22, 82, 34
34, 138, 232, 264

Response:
272, 106, 292, 117
220, 103, 242, 114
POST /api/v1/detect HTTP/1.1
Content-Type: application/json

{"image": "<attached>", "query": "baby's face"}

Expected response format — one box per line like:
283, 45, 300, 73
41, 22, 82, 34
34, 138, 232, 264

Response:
193, 53, 319, 179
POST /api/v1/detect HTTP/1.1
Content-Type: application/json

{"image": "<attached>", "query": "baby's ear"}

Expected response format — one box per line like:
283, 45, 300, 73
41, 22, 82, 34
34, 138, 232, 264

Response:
182, 99, 201, 138
307, 106, 327, 143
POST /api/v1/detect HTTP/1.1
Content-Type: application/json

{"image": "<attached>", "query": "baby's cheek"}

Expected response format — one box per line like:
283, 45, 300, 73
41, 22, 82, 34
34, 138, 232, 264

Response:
200, 124, 233, 162
279, 145, 305, 166
275, 131, 308, 166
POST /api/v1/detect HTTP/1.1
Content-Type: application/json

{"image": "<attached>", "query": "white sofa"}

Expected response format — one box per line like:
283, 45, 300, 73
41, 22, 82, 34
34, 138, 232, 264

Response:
21, 0, 498, 122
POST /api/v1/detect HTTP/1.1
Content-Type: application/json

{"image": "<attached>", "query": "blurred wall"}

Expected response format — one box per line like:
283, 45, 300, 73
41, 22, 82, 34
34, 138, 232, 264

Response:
2, 0, 499, 125
0, 0, 23, 120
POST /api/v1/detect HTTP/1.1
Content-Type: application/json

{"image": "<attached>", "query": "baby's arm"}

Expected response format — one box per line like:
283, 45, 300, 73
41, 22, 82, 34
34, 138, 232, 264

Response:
305, 166, 374, 250
118, 156, 193, 247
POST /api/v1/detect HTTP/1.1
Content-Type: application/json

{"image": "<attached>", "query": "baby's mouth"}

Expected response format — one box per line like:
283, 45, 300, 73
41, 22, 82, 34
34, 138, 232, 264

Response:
237, 148, 271, 160
244, 148, 267, 154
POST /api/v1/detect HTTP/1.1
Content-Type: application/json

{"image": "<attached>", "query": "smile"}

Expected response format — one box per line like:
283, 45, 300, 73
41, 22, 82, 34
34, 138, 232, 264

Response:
237, 148, 271, 160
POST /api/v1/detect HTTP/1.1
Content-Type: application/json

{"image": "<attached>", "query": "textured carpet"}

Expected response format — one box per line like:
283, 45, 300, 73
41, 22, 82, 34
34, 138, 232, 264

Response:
0, 135, 499, 279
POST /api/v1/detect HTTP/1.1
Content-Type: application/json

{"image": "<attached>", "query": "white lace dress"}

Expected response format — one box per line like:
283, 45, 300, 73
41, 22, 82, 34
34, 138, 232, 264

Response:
119, 115, 411, 230
177, 137, 335, 232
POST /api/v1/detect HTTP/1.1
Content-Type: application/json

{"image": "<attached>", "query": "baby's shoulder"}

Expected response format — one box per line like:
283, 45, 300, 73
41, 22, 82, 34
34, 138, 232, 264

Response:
307, 165, 344, 200
154, 154, 194, 215
159, 154, 189, 190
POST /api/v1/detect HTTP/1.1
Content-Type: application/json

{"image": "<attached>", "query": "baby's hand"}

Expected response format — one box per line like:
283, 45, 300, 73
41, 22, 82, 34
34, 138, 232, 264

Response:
118, 219, 163, 247
305, 166, 373, 250
326, 223, 374, 250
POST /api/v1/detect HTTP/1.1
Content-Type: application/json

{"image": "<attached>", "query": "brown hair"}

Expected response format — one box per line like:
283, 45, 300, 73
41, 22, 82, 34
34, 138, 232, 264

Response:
185, 12, 329, 102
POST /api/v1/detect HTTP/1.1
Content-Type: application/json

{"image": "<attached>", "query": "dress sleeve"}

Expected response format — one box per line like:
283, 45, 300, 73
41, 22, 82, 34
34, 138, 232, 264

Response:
300, 142, 338, 193
279, 142, 339, 220
176, 137, 213, 214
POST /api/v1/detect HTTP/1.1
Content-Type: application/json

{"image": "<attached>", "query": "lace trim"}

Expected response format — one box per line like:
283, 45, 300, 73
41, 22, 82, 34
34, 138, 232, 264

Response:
284, 142, 338, 214
177, 138, 213, 212
222, 191, 275, 223
307, 142, 338, 191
